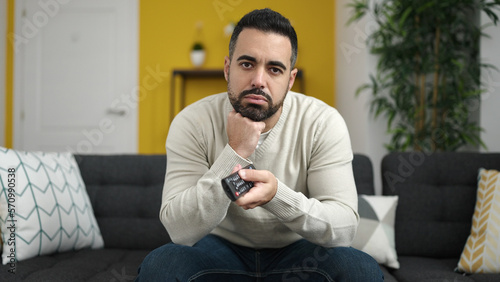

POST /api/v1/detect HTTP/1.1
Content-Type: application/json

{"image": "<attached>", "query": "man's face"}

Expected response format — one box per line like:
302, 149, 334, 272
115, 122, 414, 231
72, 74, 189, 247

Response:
224, 28, 297, 122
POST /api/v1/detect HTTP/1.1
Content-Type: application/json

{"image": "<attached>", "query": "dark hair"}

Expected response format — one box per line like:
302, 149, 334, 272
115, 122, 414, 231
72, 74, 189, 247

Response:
229, 8, 298, 68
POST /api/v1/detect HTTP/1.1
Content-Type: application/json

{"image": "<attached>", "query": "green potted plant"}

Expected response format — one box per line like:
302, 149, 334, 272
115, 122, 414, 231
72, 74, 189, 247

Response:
348, 0, 500, 152
190, 42, 205, 68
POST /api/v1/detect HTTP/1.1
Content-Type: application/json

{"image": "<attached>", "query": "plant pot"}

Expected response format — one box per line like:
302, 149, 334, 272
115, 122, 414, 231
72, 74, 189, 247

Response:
190, 50, 205, 68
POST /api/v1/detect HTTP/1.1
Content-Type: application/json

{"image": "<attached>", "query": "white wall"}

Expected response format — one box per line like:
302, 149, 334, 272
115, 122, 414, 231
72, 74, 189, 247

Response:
335, 0, 389, 194
0, 0, 6, 147
480, 11, 500, 152
335, 2, 500, 193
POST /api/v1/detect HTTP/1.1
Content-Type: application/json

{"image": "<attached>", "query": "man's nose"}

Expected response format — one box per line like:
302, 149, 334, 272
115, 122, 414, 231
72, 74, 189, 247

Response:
251, 68, 266, 89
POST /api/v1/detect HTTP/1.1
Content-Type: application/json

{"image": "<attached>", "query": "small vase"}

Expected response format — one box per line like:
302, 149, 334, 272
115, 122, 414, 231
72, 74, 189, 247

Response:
190, 50, 206, 68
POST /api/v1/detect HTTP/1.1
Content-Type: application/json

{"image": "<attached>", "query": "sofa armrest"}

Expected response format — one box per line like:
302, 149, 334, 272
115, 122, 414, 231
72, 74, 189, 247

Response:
353, 154, 375, 195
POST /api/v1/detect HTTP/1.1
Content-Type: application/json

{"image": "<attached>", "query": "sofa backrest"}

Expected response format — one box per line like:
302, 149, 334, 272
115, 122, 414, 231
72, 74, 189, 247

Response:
353, 154, 375, 195
381, 152, 500, 258
74, 153, 373, 250
75, 154, 171, 250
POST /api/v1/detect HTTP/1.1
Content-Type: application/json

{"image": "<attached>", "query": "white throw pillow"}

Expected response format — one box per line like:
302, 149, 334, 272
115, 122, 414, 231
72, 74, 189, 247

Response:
0, 147, 103, 265
352, 195, 399, 269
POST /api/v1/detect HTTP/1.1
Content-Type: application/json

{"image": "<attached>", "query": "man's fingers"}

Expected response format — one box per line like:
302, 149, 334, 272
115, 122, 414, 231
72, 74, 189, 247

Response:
231, 164, 242, 174
234, 169, 277, 209
238, 168, 251, 181
238, 168, 266, 182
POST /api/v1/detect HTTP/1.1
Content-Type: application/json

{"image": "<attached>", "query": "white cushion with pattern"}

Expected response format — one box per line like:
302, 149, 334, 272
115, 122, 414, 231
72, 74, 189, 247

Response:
0, 147, 103, 265
352, 195, 399, 269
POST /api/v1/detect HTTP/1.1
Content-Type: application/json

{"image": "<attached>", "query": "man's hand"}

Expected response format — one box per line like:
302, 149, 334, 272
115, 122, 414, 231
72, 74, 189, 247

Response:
227, 110, 265, 159
232, 166, 278, 210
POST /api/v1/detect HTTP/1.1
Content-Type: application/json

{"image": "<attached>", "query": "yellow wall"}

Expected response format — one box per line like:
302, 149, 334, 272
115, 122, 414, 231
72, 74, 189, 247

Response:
139, 0, 336, 154
4, 0, 336, 153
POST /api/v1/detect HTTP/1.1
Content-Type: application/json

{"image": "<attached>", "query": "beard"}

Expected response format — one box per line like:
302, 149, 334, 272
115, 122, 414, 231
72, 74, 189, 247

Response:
227, 80, 286, 122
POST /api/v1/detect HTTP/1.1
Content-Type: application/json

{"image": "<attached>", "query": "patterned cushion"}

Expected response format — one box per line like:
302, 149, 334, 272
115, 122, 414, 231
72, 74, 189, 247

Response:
0, 147, 103, 265
352, 195, 399, 269
457, 168, 500, 273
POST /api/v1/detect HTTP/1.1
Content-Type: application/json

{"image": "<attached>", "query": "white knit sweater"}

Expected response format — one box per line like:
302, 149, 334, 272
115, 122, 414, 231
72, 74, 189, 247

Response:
161, 91, 358, 249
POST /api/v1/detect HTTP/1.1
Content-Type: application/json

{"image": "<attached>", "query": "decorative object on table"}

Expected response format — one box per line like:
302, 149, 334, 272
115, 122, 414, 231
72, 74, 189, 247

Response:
190, 21, 206, 68
190, 41, 205, 68
348, 0, 500, 152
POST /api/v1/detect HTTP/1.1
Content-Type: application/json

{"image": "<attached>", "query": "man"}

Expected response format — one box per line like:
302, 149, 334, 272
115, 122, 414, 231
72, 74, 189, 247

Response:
137, 8, 383, 281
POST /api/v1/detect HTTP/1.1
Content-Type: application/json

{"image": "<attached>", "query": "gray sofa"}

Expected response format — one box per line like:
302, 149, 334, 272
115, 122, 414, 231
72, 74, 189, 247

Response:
0, 154, 374, 281
0, 155, 170, 281
380, 152, 500, 282
1, 152, 499, 281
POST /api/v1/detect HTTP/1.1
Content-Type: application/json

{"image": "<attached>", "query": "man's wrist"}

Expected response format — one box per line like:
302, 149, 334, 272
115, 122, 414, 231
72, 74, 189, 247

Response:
211, 144, 253, 179
228, 143, 254, 160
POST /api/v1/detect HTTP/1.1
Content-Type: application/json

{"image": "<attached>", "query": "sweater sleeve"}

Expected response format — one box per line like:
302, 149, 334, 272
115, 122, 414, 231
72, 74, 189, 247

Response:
262, 109, 359, 248
159, 110, 251, 246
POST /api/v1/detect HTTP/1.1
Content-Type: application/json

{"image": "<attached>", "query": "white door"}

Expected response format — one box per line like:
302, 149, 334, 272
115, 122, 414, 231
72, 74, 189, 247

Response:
14, 0, 138, 154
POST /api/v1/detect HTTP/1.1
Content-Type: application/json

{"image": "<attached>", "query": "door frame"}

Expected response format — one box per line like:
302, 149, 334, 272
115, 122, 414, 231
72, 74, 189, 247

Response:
13, 0, 23, 149
0, 0, 6, 147
13, 0, 139, 153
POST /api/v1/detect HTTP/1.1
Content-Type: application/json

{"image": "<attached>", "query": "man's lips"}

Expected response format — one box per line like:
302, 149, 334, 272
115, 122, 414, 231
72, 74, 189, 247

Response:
244, 94, 268, 105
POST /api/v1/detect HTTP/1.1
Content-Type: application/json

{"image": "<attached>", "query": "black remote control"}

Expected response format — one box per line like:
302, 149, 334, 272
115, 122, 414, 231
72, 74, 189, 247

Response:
221, 164, 256, 201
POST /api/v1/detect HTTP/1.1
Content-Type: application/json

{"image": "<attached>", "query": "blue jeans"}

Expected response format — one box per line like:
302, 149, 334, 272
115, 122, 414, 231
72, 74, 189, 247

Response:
136, 234, 383, 281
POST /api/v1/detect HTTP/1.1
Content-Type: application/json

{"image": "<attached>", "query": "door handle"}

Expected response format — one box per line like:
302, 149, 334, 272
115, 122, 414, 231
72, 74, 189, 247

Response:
106, 108, 127, 116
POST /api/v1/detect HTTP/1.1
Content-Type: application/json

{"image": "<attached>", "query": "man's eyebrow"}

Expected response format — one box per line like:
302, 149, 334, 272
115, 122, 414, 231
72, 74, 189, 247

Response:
268, 60, 287, 71
237, 55, 257, 62
237, 55, 287, 71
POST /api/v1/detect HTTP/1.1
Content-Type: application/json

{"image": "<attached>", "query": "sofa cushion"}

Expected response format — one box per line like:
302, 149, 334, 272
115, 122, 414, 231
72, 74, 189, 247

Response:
0, 248, 147, 282
382, 152, 500, 258
390, 256, 477, 281
74, 155, 171, 250
379, 266, 398, 282
458, 168, 500, 273
352, 195, 399, 269
388, 256, 500, 282
0, 148, 103, 265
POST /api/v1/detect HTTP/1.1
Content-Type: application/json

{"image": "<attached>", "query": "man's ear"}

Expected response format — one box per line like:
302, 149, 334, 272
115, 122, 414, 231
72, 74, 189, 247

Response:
224, 56, 230, 81
288, 68, 298, 91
